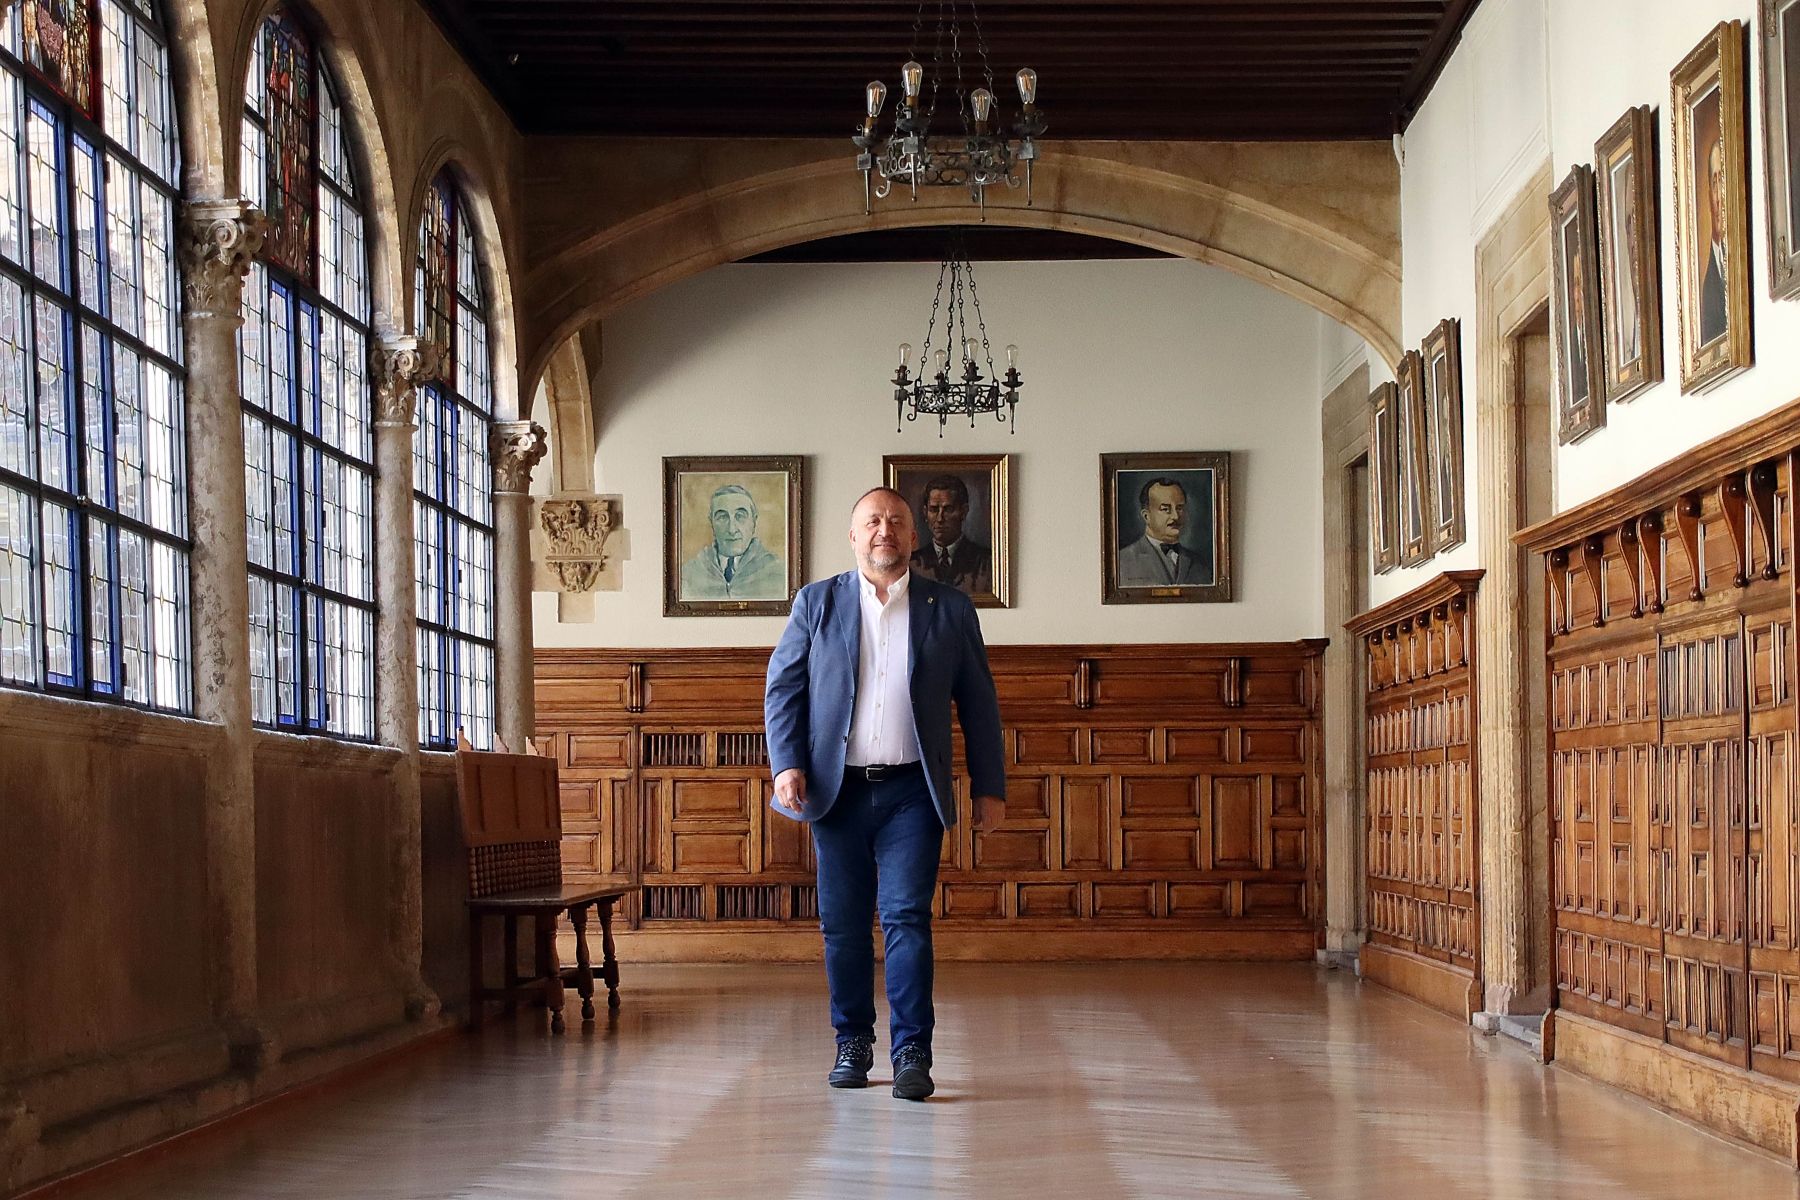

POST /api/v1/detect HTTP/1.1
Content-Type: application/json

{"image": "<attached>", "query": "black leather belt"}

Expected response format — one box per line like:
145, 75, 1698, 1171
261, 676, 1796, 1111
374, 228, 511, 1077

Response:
847, 762, 923, 782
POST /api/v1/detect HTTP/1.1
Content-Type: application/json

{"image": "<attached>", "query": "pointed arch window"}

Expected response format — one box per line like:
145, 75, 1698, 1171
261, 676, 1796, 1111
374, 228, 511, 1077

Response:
413, 172, 493, 750
238, 3, 375, 739
0, 1, 189, 710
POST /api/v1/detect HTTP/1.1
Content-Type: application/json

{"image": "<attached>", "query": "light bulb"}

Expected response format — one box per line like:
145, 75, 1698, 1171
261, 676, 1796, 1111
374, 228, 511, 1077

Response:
932, 348, 948, 374
865, 80, 888, 121
902, 61, 924, 101
965, 337, 979, 362
1006, 344, 1019, 369
898, 342, 912, 369
970, 87, 994, 125
1015, 67, 1038, 107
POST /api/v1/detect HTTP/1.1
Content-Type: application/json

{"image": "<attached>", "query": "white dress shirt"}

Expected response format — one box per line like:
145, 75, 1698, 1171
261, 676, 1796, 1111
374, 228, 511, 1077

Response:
844, 571, 921, 767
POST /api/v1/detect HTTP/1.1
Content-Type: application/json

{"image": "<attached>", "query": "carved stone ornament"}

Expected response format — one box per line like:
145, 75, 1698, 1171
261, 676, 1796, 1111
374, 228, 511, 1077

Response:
179, 200, 270, 318
539, 496, 617, 593
491, 420, 548, 493
548, 560, 604, 593
371, 336, 450, 426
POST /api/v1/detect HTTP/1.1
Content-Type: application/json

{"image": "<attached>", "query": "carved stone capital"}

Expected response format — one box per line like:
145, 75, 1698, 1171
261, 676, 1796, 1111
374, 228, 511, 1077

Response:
371, 336, 450, 427
180, 200, 269, 319
491, 420, 548, 494
548, 559, 604, 593
539, 495, 617, 593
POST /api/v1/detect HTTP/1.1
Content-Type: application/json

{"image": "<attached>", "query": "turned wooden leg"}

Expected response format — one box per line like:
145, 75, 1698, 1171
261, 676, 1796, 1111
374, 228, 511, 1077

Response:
466, 911, 485, 1029
600, 896, 621, 1010
571, 903, 596, 1022
503, 914, 520, 1016
537, 910, 566, 1034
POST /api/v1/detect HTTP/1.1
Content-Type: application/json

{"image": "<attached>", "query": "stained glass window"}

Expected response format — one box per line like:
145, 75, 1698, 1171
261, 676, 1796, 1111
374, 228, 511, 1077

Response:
413, 172, 493, 750
0, 1, 189, 711
239, 3, 375, 739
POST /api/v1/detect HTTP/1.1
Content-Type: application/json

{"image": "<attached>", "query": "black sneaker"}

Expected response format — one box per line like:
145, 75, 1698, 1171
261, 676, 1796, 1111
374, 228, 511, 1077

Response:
891, 1042, 934, 1101
828, 1036, 874, 1088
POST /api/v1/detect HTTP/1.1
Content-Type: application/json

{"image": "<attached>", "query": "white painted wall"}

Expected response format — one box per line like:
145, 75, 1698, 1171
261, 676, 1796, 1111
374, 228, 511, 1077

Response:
1377, 0, 1800, 608
1548, 0, 1800, 506
1371, 0, 1551, 607
533, 258, 1335, 649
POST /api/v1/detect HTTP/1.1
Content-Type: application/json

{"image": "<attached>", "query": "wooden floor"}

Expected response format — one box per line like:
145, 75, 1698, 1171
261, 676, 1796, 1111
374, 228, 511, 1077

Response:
73, 964, 1797, 1199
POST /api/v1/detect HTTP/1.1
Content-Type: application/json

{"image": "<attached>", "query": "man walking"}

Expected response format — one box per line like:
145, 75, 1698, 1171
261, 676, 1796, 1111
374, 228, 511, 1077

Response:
764, 486, 1005, 1101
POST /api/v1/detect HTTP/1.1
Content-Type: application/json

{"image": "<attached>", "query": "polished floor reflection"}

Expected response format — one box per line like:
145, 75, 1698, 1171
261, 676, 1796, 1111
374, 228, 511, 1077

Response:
79, 963, 1797, 1199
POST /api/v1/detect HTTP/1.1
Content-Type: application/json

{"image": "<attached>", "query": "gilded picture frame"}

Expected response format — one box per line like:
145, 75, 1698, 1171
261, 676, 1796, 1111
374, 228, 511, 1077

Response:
1549, 165, 1607, 443
883, 452, 1013, 608
1368, 381, 1399, 575
1594, 105, 1665, 402
1395, 350, 1433, 568
1672, 20, 1754, 392
662, 455, 805, 617
1421, 318, 1465, 552
1101, 451, 1233, 605
1763, 0, 1800, 299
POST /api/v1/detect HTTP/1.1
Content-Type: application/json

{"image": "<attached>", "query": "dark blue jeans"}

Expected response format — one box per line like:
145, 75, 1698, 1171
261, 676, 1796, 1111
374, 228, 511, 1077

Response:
812, 769, 944, 1061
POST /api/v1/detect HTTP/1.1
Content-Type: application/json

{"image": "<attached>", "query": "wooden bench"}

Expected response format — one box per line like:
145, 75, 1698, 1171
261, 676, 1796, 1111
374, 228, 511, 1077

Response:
457, 742, 629, 1032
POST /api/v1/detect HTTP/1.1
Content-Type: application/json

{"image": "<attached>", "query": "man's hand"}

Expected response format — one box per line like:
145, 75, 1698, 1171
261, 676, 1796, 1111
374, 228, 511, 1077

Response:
973, 794, 1005, 831
773, 768, 808, 815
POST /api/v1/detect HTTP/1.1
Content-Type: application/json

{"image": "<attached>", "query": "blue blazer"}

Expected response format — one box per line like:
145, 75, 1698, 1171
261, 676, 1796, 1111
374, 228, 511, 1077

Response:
764, 571, 1006, 827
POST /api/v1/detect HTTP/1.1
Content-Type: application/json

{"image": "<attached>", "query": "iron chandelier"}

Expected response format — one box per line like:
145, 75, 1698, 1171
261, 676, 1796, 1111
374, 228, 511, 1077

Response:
891, 237, 1022, 435
853, 1, 1046, 216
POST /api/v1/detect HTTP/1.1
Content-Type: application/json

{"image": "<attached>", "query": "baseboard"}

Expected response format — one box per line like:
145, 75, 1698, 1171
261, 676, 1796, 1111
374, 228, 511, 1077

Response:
567, 926, 1320, 964
1551, 1009, 1800, 1165
12, 1016, 453, 1199
1359, 942, 1479, 1022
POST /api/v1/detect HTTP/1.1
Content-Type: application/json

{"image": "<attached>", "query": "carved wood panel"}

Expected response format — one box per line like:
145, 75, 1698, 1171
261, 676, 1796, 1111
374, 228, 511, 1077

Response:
1349, 572, 1482, 993
535, 642, 1326, 946
1528, 450, 1800, 1090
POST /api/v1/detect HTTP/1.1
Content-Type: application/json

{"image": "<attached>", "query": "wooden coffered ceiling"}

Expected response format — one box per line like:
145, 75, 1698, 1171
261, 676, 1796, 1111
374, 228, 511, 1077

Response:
418, 0, 1484, 140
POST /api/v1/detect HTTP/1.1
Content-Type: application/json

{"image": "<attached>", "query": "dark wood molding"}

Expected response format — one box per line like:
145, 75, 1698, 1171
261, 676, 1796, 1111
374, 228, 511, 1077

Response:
1516, 392, 1800, 554
1344, 569, 1485, 638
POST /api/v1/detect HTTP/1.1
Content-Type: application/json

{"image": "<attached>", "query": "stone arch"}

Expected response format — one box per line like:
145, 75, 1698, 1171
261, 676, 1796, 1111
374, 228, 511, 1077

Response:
520, 145, 1401, 397
224, 0, 407, 337
407, 143, 525, 421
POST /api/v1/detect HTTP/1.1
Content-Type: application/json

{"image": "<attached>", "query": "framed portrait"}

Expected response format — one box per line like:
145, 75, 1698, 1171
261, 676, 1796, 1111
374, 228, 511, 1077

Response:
1595, 106, 1665, 402
1672, 20, 1753, 392
1421, 318, 1465, 552
883, 453, 1012, 608
1549, 165, 1607, 443
662, 455, 804, 616
1763, 0, 1800, 299
1395, 350, 1434, 568
1101, 451, 1232, 605
1368, 382, 1399, 575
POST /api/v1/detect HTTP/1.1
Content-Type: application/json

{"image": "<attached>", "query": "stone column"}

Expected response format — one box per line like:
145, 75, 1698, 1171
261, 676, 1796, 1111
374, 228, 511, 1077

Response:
179, 199, 275, 1069
490, 421, 548, 751
371, 335, 445, 1021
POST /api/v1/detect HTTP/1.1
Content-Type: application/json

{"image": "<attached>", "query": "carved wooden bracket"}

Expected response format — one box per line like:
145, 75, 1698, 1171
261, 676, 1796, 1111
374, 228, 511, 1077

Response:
1073, 659, 1095, 710
1718, 473, 1751, 588
1547, 547, 1570, 636
1748, 460, 1780, 581
1674, 492, 1703, 601
626, 662, 646, 714
1222, 657, 1246, 708
1616, 520, 1644, 619
1579, 536, 1607, 628
1637, 511, 1665, 614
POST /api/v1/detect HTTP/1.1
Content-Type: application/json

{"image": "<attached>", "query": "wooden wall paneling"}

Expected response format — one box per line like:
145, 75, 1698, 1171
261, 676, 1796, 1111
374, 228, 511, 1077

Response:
1519, 409, 1800, 1154
1348, 572, 1484, 1017
535, 642, 1327, 959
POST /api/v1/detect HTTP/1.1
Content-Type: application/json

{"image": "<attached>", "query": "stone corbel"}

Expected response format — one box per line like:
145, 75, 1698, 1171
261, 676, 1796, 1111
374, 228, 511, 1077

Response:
538, 494, 620, 594
179, 200, 269, 320
370, 335, 449, 428
491, 420, 548, 495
